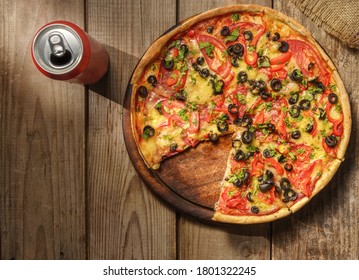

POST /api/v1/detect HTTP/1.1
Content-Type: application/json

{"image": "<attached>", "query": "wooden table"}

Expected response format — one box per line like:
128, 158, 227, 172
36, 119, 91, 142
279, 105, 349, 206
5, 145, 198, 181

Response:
1, 0, 358, 260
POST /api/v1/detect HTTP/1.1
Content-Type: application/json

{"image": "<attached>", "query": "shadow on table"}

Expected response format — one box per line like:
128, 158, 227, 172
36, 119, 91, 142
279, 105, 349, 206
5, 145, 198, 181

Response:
88, 45, 140, 107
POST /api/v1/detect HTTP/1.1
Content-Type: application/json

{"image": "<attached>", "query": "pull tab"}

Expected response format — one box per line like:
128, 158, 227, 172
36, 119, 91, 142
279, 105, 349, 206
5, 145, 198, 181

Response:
48, 34, 72, 66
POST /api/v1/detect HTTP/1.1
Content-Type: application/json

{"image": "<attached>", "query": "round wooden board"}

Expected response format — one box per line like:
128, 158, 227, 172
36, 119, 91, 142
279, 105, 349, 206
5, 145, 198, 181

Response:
123, 83, 230, 222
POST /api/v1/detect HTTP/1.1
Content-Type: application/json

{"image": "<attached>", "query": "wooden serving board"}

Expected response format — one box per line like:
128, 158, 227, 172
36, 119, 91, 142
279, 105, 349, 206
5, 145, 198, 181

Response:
123, 85, 234, 222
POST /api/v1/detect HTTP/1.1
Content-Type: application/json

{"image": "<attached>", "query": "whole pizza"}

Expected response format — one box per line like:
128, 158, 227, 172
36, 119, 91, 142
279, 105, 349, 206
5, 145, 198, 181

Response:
128, 5, 351, 224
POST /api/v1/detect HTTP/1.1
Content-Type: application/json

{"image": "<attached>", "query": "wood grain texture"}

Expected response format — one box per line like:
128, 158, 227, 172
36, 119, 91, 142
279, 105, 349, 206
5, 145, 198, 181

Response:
177, 0, 273, 260
272, 0, 359, 259
0, 0, 86, 259
86, 0, 177, 259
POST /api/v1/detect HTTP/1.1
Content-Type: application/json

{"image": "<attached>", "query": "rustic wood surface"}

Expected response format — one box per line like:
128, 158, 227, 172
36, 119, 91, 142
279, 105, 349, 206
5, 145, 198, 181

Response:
0, 0, 358, 260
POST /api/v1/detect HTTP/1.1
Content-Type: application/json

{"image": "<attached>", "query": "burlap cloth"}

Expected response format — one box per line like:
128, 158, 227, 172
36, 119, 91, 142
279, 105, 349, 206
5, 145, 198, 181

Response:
286, 0, 359, 49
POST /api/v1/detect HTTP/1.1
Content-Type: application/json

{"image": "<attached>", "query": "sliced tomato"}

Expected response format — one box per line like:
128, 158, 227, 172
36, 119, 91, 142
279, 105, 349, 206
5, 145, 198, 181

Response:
310, 117, 318, 137
270, 52, 292, 65
257, 187, 276, 205
287, 39, 330, 86
291, 160, 321, 197
229, 21, 266, 47
221, 187, 248, 211
212, 94, 225, 107
265, 157, 284, 175
196, 34, 231, 79
258, 64, 288, 80
187, 111, 200, 133
251, 153, 264, 176
325, 102, 344, 136
322, 138, 337, 157
253, 110, 264, 124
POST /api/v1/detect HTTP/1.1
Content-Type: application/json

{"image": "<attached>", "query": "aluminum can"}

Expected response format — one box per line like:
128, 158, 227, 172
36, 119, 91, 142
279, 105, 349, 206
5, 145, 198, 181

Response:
31, 21, 109, 84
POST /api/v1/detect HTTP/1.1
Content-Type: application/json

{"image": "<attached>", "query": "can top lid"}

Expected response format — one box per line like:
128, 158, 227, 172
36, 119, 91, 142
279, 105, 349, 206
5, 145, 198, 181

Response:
32, 23, 83, 75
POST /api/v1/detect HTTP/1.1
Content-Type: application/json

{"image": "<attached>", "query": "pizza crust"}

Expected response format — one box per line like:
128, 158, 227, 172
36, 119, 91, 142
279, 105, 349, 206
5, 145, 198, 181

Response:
129, 4, 351, 223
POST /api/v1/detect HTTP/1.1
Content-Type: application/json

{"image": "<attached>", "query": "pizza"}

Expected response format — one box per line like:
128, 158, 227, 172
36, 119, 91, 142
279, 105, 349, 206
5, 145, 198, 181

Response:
128, 5, 351, 224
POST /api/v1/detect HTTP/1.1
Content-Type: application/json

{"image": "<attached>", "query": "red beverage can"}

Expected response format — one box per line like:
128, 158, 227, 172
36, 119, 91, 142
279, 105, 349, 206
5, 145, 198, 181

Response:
31, 21, 109, 84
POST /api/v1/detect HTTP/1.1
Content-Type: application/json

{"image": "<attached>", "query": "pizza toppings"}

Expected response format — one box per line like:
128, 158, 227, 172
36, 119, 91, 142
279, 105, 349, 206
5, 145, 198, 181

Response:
325, 135, 338, 147
133, 9, 348, 222
220, 26, 230, 36
143, 125, 155, 139
137, 85, 148, 98
278, 41, 289, 52
328, 93, 338, 104
270, 78, 282, 91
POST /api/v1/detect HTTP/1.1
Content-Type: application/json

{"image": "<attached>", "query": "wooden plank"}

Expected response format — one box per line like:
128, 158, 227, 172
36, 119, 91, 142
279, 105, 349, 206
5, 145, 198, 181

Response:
86, 0, 177, 259
272, 0, 359, 259
177, 0, 273, 260
0, 0, 86, 259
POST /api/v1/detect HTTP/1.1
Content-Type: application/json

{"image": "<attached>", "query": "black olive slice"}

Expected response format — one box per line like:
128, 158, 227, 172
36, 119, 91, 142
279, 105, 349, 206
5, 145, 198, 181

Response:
263, 149, 272, 158
257, 80, 267, 91
228, 104, 239, 115
267, 123, 275, 132
305, 123, 314, 133
279, 41, 289, 52
243, 171, 250, 183
259, 180, 274, 193
233, 117, 242, 126
270, 78, 282, 91
233, 179, 244, 187
280, 177, 291, 190
284, 163, 293, 172
207, 26, 214, 33
242, 130, 253, 144
137, 86, 148, 98
246, 151, 255, 159
291, 130, 301, 139
234, 150, 246, 161
196, 56, 205, 65
308, 62, 315, 70
217, 121, 228, 133
244, 30, 253, 41
316, 81, 325, 93
325, 135, 338, 147
175, 90, 187, 101
290, 69, 303, 82
328, 93, 338, 104
147, 75, 157, 86
284, 189, 298, 201
289, 105, 301, 118
266, 31, 271, 38
258, 56, 271, 68
200, 68, 210, 78
251, 206, 260, 214
180, 44, 189, 55
163, 57, 174, 70
289, 93, 299, 104
237, 71, 248, 83
247, 192, 254, 202
143, 125, 155, 138
319, 108, 326, 120
258, 175, 264, 182
272, 32, 280, 41
232, 43, 244, 56
232, 139, 242, 149
170, 143, 178, 152
209, 132, 219, 143
265, 170, 274, 179
260, 91, 270, 100
220, 26, 230, 36
241, 115, 253, 127
211, 79, 225, 95
277, 154, 286, 163
299, 99, 311, 110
